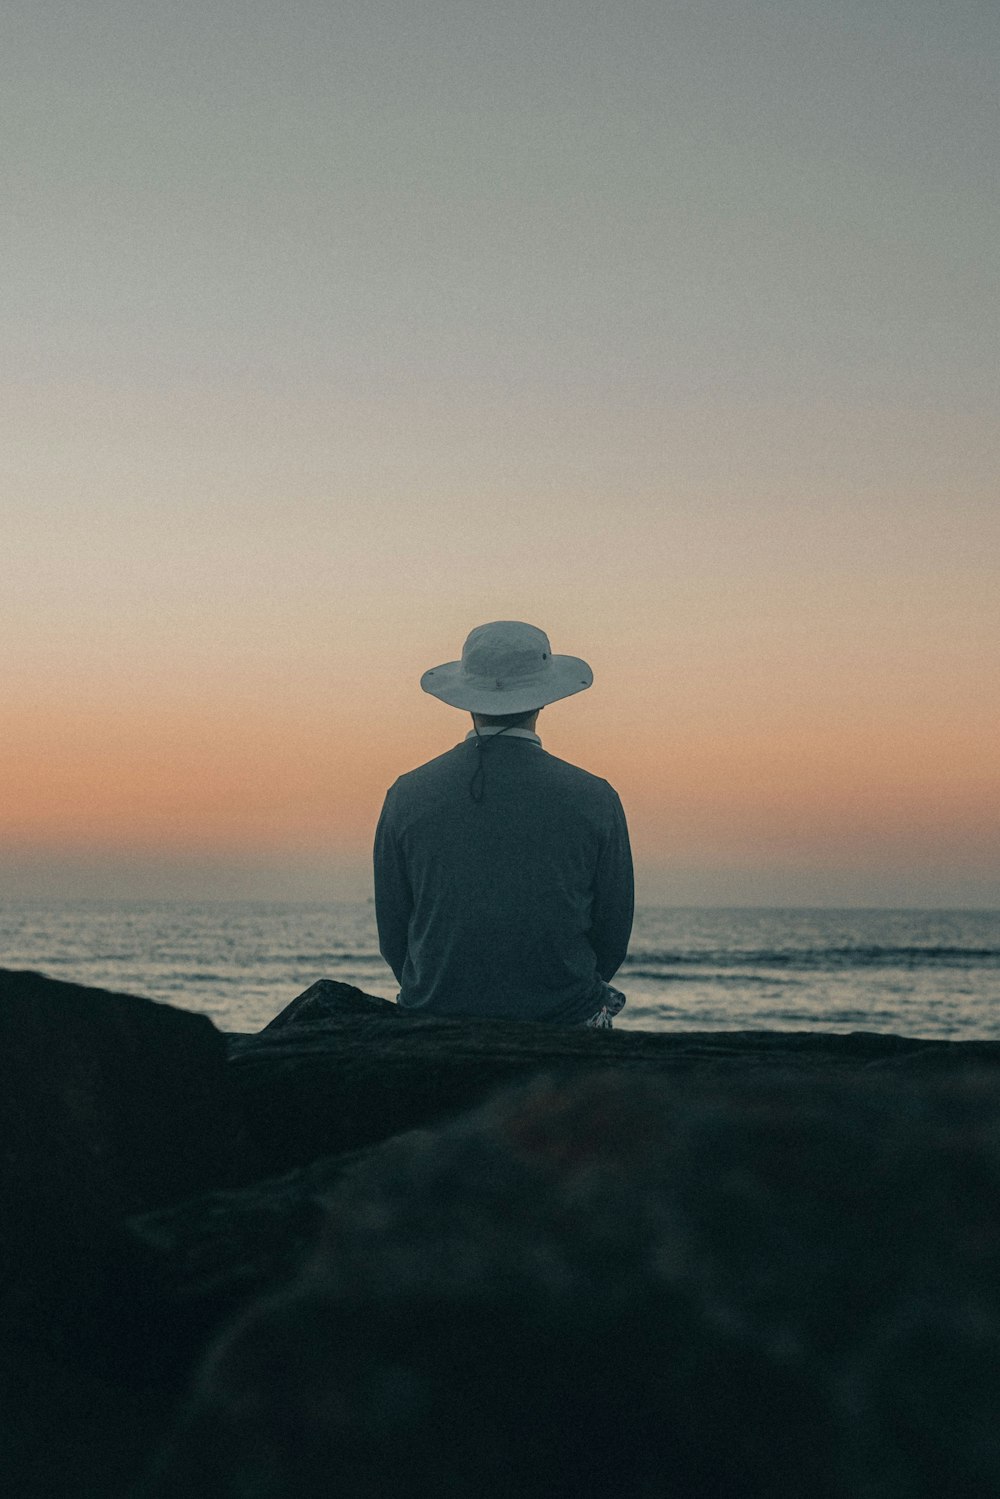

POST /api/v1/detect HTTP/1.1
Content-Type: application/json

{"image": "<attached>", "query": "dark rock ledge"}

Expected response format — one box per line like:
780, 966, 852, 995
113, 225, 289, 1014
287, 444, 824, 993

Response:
3, 968, 1000, 1498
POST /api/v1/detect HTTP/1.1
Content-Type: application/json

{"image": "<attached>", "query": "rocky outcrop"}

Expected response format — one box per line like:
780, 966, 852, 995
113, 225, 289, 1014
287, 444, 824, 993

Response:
0, 968, 232, 1310
227, 979, 969, 1180
0, 969, 234, 1499
259, 976, 400, 1028
4, 968, 1000, 1498
138, 1066, 1000, 1499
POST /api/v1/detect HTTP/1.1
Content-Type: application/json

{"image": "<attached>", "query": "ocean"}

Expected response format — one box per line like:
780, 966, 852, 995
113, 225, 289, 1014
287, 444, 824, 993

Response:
2, 901, 999, 1040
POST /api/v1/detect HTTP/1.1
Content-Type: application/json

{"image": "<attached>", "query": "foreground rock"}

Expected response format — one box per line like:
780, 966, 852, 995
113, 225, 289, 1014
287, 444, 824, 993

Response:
0, 967, 232, 1239
5, 969, 1000, 1498
0, 969, 234, 1499
226, 977, 982, 1180
140, 1067, 1000, 1499
0, 970, 232, 1324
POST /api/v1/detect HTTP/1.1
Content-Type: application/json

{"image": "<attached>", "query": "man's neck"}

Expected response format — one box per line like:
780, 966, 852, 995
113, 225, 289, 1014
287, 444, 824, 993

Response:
464, 725, 542, 744
471, 711, 540, 734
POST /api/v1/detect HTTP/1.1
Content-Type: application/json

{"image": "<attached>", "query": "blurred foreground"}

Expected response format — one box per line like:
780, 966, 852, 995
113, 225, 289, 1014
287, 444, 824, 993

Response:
3, 971, 999, 1498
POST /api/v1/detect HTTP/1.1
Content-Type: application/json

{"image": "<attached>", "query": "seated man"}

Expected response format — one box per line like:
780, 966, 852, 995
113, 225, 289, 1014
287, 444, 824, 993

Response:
373, 621, 633, 1026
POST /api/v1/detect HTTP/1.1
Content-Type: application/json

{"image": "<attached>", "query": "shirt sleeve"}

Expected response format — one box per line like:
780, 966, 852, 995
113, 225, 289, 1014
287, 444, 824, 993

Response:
590, 787, 634, 981
373, 788, 411, 985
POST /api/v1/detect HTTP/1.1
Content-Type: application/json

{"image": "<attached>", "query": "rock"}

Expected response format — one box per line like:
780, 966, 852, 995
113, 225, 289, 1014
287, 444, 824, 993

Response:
0, 969, 233, 1306
7, 969, 1000, 1498
125, 1148, 374, 1373
225, 1005, 996, 1181
0, 969, 235, 1499
138, 1065, 1000, 1499
261, 977, 399, 1030
136, 1014, 998, 1364
842, 1297, 1000, 1498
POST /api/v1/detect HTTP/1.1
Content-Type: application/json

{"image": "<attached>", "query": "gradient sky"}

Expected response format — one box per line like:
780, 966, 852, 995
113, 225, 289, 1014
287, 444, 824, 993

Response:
4, 0, 998, 906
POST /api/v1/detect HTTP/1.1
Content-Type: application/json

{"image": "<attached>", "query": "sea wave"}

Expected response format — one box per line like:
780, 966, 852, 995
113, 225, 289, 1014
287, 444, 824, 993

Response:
625, 946, 1000, 971
624, 968, 798, 986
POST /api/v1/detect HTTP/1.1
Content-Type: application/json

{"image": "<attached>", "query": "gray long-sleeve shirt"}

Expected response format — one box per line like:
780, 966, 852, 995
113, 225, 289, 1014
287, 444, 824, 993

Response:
373, 734, 633, 1023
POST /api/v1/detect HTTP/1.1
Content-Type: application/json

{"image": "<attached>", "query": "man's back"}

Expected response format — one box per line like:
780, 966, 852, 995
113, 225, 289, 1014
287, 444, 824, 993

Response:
374, 734, 633, 1023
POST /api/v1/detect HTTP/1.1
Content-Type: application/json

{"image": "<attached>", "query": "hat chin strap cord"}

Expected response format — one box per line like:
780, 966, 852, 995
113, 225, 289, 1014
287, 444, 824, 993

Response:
468, 720, 525, 803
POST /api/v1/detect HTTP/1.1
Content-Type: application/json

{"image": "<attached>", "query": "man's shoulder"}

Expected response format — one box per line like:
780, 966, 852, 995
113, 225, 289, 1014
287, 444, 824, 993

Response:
510, 746, 624, 819
536, 747, 619, 798
388, 743, 468, 794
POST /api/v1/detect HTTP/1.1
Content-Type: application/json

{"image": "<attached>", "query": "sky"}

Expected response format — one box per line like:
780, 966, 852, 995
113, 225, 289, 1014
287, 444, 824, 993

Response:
3, 0, 998, 907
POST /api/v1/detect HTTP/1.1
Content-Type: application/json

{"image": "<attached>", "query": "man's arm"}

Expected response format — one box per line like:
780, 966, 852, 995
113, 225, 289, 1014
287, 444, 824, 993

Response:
590, 789, 634, 981
373, 790, 411, 985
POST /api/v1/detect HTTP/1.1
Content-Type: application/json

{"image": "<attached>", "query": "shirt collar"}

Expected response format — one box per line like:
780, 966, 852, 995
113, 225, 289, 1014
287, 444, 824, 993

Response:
464, 727, 542, 746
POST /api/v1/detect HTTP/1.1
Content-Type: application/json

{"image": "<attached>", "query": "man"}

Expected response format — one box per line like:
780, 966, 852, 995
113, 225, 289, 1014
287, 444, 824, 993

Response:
373, 620, 633, 1026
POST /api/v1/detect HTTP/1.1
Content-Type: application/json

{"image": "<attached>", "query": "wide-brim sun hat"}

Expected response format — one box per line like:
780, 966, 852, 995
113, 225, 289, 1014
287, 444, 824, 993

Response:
421, 621, 593, 714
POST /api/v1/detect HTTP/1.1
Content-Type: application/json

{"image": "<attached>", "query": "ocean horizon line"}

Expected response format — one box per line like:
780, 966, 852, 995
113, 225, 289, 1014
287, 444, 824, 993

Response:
2, 895, 997, 914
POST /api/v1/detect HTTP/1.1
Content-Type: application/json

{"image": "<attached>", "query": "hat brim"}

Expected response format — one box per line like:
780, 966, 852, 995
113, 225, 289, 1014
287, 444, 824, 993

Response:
420, 655, 593, 713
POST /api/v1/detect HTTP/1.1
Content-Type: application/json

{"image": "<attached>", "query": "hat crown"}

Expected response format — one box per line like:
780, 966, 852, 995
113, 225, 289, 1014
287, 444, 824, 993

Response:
461, 622, 550, 687
420, 620, 591, 711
